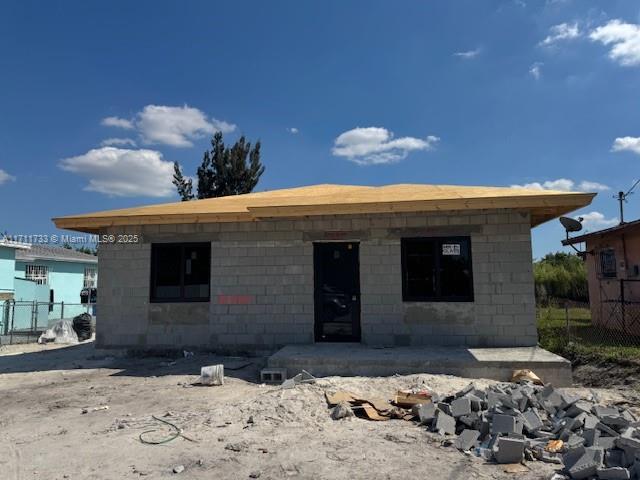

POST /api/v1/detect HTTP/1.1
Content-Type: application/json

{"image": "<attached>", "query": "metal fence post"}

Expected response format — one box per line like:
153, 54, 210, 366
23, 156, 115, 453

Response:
60, 301, 64, 320
565, 301, 570, 336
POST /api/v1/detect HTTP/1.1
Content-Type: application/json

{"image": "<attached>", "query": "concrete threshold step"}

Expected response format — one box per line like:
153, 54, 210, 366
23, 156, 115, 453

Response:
267, 344, 572, 386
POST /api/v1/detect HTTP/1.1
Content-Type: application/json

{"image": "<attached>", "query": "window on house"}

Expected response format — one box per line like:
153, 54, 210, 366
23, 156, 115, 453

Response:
25, 265, 49, 285
599, 249, 617, 278
84, 267, 97, 288
401, 237, 473, 302
150, 243, 211, 302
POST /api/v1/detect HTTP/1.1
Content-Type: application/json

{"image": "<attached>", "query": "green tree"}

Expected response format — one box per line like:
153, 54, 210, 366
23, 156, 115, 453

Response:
173, 132, 264, 201
75, 246, 97, 256
533, 252, 588, 303
172, 163, 194, 201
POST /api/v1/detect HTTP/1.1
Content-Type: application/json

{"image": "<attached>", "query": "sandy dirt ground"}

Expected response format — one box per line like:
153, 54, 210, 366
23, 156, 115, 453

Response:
0, 341, 637, 480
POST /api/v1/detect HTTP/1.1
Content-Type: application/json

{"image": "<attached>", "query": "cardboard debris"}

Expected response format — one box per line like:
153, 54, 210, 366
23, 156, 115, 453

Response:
325, 391, 358, 406
511, 369, 543, 386
394, 389, 432, 408
546, 439, 564, 453
356, 403, 390, 421
355, 396, 393, 414
503, 463, 529, 474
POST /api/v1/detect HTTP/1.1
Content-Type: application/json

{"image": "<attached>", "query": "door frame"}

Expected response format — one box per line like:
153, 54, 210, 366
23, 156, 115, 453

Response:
313, 241, 361, 343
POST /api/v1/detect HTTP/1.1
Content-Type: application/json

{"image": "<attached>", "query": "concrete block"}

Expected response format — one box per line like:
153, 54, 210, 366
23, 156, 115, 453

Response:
260, 367, 287, 384
604, 449, 627, 469
597, 437, 616, 451
494, 436, 525, 464
594, 405, 619, 418
598, 422, 620, 437
416, 402, 438, 425
454, 429, 480, 451
596, 467, 630, 480
451, 397, 472, 418
455, 383, 475, 398
567, 447, 604, 480
459, 413, 480, 429
615, 432, 640, 453
563, 446, 587, 471
582, 428, 600, 447
434, 410, 456, 435
521, 409, 543, 432
465, 394, 484, 411
566, 400, 593, 418
492, 414, 517, 435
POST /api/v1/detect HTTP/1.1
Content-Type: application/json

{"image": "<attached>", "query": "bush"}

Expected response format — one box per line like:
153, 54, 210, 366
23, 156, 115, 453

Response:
534, 252, 588, 304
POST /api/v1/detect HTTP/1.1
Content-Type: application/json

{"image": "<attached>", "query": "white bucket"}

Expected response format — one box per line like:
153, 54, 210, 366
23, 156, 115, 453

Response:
200, 364, 224, 386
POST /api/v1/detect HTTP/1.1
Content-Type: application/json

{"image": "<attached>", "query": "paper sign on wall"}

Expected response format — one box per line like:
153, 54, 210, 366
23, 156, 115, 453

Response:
442, 244, 461, 255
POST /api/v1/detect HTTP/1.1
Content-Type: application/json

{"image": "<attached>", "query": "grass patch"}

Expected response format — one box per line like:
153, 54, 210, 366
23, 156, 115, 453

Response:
537, 306, 640, 363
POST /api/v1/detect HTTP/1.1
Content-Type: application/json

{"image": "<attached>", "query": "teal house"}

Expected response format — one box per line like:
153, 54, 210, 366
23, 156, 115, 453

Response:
0, 239, 32, 301
1, 241, 98, 332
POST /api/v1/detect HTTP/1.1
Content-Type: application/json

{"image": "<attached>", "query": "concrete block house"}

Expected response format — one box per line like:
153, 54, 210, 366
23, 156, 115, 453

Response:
564, 218, 640, 335
54, 184, 593, 352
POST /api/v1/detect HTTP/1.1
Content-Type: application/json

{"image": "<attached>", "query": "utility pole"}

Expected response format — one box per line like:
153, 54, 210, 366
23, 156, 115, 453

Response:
616, 179, 640, 226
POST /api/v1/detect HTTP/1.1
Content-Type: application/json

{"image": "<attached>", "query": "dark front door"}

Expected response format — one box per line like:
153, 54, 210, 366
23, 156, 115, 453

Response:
314, 242, 361, 342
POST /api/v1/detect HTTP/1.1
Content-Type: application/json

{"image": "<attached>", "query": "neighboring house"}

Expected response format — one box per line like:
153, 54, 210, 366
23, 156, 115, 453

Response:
53, 183, 593, 352
563, 219, 640, 335
0, 239, 31, 301
13, 244, 98, 319
0, 240, 49, 332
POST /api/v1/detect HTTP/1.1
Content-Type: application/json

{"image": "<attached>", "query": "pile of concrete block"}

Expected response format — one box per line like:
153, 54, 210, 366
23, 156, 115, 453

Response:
413, 382, 639, 479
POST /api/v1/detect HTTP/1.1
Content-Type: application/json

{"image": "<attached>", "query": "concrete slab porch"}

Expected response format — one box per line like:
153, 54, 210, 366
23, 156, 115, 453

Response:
267, 344, 573, 386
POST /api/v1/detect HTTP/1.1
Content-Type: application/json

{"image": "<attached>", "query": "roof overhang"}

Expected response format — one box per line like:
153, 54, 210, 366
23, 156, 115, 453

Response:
0, 239, 31, 250
16, 255, 98, 264
562, 218, 640, 246
52, 184, 596, 234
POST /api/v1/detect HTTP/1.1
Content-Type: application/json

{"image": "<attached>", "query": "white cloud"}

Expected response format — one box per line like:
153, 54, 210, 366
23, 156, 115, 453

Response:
529, 62, 543, 79
612, 136, 640, 155
59, 147, 174, 197
577, 181, 610, 192
511, 178, 609, 192
100, 137, 137, 147
288, 127, 299, 134
590, 20, 640, 67
0, 169, 15, 185
136, 104, 235, 147
101, 105, 236, 148
540, 22, 580, 46
101, 116, 134, 129
453, 48, 481, 59
332, 127, 439, 165
576, 211, 619, 229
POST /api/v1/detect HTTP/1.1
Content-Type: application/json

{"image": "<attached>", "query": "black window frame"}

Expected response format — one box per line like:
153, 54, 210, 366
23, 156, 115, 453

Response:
401, 236, 474, 302
150, 242, 211, 303
599, 248, 617, 279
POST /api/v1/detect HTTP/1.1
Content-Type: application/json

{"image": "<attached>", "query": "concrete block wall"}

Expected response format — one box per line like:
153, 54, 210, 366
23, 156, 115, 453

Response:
96, 208, 537, 351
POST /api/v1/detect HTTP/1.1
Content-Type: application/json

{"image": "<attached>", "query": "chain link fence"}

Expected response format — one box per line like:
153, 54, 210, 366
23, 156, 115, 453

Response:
1, 300, 96, 344
537, 298, 640, 358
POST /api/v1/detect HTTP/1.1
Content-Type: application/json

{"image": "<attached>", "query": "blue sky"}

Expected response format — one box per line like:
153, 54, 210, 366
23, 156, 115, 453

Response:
1, 0, 639, 258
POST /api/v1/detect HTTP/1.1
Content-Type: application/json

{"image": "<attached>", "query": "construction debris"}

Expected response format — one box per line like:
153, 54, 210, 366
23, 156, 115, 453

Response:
281, 370, 317, 389
395, 389, 432, 408
325, 380, 640, 479
199, 365, 224, 386
511, 369, 544, 386
330, 402, 354, 420
38, 319, 78, 344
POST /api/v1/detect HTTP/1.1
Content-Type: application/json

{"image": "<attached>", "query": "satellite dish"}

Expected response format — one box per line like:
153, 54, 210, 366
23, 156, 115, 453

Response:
560, 216, 583, 233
